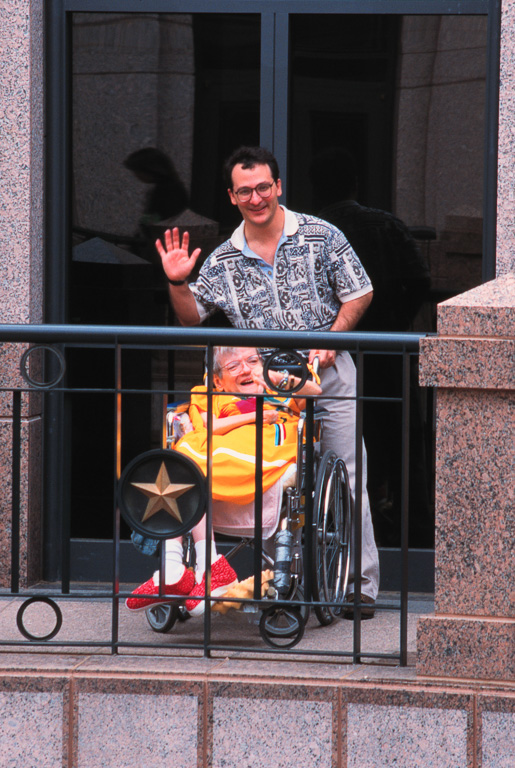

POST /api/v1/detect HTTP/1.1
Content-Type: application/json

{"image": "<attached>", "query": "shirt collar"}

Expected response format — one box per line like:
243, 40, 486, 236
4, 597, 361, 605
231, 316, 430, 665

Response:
230, 206, 299, 251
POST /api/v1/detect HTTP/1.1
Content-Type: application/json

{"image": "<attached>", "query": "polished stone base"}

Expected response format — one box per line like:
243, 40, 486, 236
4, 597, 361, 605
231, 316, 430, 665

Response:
0, 652, 513, 768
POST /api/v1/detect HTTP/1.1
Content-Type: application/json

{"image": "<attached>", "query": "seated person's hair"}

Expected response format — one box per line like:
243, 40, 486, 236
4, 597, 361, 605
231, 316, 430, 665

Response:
211, 346, 260, 377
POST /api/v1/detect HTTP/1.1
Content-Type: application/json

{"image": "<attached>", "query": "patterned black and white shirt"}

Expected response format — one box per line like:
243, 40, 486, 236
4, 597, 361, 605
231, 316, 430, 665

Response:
190, 207, 372, 331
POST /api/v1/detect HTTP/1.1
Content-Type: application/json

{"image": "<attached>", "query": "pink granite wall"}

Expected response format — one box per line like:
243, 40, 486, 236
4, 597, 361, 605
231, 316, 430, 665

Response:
417, 274, 514, 681
0, 0, 45, 585
0, 655, 513, 767
0, 0, 44, 323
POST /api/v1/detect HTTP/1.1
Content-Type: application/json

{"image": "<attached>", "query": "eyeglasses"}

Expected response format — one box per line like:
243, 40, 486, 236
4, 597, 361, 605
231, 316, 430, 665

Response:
233, 182, 275, 203
221, 355, 261, 375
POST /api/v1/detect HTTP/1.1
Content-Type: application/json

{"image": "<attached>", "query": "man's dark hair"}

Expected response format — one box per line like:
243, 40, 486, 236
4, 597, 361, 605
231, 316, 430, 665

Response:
223, 146, 280, 188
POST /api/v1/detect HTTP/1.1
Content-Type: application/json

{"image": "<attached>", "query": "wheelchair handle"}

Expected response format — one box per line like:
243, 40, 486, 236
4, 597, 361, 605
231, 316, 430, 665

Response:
262, 349, 310, 394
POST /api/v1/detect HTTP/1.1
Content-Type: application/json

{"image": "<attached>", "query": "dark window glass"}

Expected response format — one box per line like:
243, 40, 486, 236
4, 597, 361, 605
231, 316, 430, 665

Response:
289, 14, 487, 302
70, 13, 259, 538
289, 14, 487, 549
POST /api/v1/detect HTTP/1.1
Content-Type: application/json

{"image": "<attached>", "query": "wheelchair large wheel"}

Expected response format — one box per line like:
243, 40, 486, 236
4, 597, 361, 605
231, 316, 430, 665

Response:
312, 450, 352, 626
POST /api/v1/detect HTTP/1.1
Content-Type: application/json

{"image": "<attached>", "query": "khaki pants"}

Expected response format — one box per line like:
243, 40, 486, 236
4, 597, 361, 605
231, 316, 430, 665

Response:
318, 351, 380, 600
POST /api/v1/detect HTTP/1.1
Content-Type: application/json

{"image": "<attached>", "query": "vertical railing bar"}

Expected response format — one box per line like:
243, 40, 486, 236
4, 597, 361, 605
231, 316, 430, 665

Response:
11, 390, 22, 594
111, 340, 122, 654
399, 348, 411, 666
203, 344, 214, 656
161, 392, 168, 451
253, 392, 264, 600
303, 396, 314, 605
353, 347, 364, 663
157, 544, 166, 599
157, 393, 168, 599
61, 347, 71, 594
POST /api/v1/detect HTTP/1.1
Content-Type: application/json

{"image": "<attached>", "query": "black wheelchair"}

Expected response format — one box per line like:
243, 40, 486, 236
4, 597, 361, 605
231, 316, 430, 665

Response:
118, 350, 353, 649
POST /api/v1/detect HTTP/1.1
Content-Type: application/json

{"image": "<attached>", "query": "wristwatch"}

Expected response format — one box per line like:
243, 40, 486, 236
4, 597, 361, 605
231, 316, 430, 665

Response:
278, 370, 289, 390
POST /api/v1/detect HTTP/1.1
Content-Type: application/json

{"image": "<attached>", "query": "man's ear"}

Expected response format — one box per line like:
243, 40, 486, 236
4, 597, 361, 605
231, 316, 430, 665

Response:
228, 188, 238, 206
213, 373, 224, 390
276, 178, 282, 197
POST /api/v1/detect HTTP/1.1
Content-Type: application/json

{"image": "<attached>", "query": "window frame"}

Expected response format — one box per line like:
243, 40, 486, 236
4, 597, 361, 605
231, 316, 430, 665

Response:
43, 0, 500, 578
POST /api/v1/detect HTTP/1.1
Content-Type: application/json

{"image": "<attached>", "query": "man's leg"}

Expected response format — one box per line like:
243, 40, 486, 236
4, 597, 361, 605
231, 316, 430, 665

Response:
318, 352, 379, 600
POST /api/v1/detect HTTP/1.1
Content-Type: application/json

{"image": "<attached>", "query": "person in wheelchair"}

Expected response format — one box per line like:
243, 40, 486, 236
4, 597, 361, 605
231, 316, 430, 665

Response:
127, 346, 321, 617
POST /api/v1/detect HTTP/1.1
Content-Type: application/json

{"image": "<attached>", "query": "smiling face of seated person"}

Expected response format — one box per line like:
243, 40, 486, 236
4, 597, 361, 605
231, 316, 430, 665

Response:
212, 347, 264, 396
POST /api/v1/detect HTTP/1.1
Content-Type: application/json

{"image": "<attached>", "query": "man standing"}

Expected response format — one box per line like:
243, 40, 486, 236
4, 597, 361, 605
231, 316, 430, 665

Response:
155, 146, 379, 615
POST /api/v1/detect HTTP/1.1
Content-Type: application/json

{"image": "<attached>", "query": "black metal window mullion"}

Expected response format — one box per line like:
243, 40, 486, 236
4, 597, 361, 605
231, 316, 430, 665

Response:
260, 11, 290, 195
260, 12, 276, 152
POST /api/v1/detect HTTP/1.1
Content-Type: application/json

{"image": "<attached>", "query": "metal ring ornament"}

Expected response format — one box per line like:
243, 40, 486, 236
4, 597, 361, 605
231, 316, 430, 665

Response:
16, 596, 63, 641
118, 449, 206, 540
19, 344, 66, 389
262, 349, 309, 394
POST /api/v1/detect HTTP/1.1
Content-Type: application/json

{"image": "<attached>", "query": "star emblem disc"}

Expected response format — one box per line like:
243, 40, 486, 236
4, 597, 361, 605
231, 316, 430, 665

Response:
118, 449, 206, 539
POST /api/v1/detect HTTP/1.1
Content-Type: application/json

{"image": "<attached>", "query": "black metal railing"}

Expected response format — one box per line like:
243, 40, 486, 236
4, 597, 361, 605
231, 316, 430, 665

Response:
0, 324, 430, 664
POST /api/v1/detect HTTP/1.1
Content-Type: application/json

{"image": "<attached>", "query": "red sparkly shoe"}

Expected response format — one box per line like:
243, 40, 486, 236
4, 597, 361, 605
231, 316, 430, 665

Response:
126, 568, 195, 612
185, 556, 238, 617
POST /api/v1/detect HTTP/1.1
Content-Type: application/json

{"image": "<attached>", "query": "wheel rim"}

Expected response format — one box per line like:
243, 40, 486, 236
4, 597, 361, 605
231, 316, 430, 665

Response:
321, 461, 344, 606
313, 452, 351, 622
259, 605, 305, 649
146, 602, 179, 632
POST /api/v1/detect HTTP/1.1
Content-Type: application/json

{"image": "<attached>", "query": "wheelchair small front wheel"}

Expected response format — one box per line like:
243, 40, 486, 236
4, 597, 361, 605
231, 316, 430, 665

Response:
259, 604, 305, 649
146, 602, 180, 633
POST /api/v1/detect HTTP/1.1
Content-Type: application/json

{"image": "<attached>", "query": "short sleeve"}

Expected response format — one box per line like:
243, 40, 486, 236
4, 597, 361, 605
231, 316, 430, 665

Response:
324, 224, 373, 303
189, 252, 224, 322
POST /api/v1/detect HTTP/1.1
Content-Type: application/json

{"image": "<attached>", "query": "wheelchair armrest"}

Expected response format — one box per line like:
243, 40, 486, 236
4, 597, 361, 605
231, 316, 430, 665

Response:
166, 405, 194, 446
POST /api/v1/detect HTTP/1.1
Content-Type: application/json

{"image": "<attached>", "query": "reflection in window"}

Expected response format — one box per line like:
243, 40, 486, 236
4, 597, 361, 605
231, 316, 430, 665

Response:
72, 12, 260, 289
289, 14, 486, 301
70, 13, 260, 539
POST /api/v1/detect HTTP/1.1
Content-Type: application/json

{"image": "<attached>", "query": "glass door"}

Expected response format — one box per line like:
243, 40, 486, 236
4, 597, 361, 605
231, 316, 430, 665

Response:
45, 1, 495, 579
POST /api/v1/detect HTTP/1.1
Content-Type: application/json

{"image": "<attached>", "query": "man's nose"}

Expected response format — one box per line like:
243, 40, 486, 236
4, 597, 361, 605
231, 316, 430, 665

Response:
249, 188, 262, 203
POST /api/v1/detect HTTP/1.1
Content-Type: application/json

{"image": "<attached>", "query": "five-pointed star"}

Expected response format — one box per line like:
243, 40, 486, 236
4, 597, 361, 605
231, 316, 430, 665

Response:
131, 462, 194, 523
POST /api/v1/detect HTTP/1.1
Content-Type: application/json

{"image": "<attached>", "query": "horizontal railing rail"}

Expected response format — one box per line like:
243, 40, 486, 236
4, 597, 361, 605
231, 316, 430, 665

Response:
0, 323, 423, 350
0, 324, 431, 664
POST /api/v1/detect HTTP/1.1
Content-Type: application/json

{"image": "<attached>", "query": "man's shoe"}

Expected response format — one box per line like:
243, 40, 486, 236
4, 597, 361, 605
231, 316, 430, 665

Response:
342, 593, 375, 620
126, 568, 195, 612
185, 556, 238, 617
